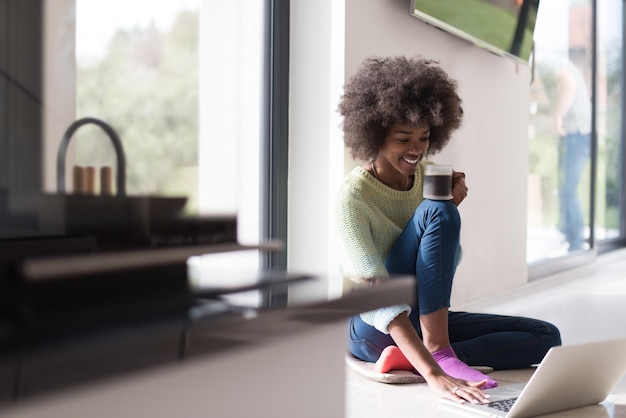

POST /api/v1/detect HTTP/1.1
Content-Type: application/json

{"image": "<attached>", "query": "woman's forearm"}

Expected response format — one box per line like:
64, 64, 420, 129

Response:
387, 314, 444, 380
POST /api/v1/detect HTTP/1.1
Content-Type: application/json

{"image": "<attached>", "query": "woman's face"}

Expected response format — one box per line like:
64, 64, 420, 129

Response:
377, 122, 430, 177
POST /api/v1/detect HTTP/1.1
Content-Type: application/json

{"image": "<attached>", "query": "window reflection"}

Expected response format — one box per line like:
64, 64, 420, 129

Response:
527, 0, 593, 263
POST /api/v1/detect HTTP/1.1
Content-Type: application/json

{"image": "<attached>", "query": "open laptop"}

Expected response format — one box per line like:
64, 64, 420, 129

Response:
440, 338, 626, 418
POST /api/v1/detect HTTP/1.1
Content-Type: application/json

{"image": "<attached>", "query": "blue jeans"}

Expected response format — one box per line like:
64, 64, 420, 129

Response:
559, 131, 591, 251
347, 200, 561, 369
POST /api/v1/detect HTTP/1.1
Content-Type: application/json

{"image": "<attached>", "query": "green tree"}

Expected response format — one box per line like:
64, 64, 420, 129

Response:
76, 10, 199, 209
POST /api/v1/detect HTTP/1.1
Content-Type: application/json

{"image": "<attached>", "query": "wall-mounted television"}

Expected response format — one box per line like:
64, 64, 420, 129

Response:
409, 0, 540, 63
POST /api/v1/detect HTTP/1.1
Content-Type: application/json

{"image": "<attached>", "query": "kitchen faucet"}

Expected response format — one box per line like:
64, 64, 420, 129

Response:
57, 117, 126, 196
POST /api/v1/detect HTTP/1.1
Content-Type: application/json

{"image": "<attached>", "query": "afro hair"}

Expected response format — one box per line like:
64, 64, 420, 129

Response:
338, 56, 463, 160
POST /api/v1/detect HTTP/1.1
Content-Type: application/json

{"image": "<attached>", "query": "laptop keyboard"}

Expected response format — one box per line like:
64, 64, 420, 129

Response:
488, 397, 518, 412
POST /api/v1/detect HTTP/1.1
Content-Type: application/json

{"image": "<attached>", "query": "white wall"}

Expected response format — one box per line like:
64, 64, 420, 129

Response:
288, 0, 346, 302
288, 0, 532, 306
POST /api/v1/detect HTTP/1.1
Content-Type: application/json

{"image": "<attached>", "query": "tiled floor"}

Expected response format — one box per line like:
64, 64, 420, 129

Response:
345, 248, 626, 417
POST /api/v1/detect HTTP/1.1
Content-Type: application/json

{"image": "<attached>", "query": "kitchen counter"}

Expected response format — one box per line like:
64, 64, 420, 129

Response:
0, 246, 415, 417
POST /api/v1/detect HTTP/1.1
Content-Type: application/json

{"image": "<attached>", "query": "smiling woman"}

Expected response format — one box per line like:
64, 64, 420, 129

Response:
334, 55, 561, 403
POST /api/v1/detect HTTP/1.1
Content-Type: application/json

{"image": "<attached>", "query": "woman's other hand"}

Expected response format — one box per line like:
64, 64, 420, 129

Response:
451, 171, 468, 206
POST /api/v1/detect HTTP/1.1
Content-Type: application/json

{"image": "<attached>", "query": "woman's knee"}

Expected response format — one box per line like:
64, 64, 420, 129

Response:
530, 319, 562, 355
542, 321, 562, 347
416, 199, 460, 229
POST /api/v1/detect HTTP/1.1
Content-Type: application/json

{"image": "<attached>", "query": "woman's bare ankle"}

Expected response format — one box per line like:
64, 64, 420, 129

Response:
424, 341, 451, 354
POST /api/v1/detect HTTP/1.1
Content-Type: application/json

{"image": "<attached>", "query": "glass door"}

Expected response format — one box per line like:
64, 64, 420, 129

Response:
527, 0, 594, 267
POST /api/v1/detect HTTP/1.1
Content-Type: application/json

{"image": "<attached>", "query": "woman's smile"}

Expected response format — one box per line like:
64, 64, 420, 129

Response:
401, 156, 420, 165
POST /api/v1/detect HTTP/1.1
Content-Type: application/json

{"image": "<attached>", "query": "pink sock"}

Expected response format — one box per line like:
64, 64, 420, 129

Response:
374, 345, 415, 373
432, 347, 497, 389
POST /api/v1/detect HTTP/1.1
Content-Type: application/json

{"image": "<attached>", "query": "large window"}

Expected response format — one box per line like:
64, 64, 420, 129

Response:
75, 0, 202, 207
41, 0, 268, 303
527, 0, 594, 266
71, 0, 263, 222
527, 0, 625, 272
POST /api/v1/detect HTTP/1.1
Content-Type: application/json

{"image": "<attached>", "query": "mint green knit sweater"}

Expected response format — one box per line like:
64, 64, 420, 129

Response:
334, 163, 427, 333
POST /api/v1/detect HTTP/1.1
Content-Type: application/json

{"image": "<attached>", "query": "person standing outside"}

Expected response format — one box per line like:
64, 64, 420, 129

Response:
537, 56, 592, 251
